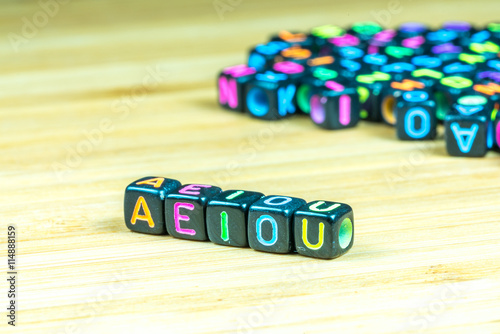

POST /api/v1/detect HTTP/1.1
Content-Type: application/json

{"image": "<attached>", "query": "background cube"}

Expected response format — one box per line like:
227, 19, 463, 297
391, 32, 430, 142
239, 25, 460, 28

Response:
245, 71, 298, 120
395, 90, 437, 140
444, 95, 494, 157
310, 80, 360, 129
248, 41, 289, 71
381, 78, 427, 126
218, 65, 257, 112
355, 70, 392, 121
207, 190, 264, 247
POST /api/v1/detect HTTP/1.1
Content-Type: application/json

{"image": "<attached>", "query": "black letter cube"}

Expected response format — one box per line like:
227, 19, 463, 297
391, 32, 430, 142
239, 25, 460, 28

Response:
165, 184, 222, 241
124, 177, 181, 235
206, 190, 264, 247
248, 195, 306, 254
294, 201, 354, 259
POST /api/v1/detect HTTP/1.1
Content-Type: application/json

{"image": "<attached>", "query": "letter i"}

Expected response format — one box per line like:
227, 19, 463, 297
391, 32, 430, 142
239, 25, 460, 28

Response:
220, 211, 229, 241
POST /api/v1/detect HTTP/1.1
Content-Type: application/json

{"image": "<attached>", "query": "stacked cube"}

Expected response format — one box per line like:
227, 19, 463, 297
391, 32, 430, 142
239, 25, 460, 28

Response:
124, 177, 354, 259
217, 21, 500, 157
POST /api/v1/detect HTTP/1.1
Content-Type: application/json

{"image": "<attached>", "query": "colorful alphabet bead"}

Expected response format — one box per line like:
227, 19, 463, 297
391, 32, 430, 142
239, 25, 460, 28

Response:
444, 95, 495, 157
124, 177, 181, 235
124, 177, 355, 260
294, 201, 354, 259
247, 195, 306, 254
165, 184, 222, 241
217, 21, 500, 158
206, 190, 264, 247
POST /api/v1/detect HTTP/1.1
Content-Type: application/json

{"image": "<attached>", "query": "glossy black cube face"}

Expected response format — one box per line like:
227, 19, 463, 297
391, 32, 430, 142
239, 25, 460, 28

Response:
248, 196, 306, 254
165, 184, 222, 241
395, 90, 438, 140
348, 21, 383, 44
218, 65, 257, 112
444, 95, 494, 157
269, 30, 315, 50
380, 79, 428, 126
310, 82, 360, 130
206, 190, 264, 247
309, 24, 346, 50
294, 201, 354, 259
244, 71, 297, 120
124, 177, 181, 235
435, 75, 474, 120
276, 45, 314, 67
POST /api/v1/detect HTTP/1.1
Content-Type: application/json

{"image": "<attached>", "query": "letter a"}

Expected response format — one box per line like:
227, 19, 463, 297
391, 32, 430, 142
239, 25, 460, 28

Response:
136, 177, 165, 188
130, 196, 155, 228
450, 123, 479, 153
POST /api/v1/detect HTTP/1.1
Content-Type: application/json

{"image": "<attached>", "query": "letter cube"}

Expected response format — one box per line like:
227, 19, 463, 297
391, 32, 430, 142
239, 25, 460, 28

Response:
428, 43, 463, 62
309, 24, 345, 50
383, 47, 416, 64
276, 45, 314, 66
380, 61, 416, 81
487, 22, 500, 42
270, 30, 315, 50
395, 90, 438, 140
218, 64, 257, 112
294, 201, 354, 259
338, 59, 363, 80
348, 21, 383, 43
397, 22, 429, 39
244, 70, 298, 120
355, 70, 392, 121
495, 109, 500, 149
310, 80, 360, 129
206, 190, 264, 247
248, 41, 289, 71
426, 29, 461, 50
124, 177, 181, 235
444, 95, 495, 157
248, 195, 306, 254
442, 21, 474, 43
367, 29, 397, 54
361, 53, 389, 73
441, 60, 475, 78
296, 66, 339, 115
165, 184, 222, 241
411, 55, 443, 73
410, 69, 445, 116
381, 79, 427, 126
435, 75, 474, 121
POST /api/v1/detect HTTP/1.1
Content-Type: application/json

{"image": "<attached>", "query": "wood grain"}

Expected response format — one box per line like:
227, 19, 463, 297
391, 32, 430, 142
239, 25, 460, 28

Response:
1, 0, 500, 333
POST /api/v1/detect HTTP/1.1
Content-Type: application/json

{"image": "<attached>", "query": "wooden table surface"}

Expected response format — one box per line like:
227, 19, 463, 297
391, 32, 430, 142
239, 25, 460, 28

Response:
1, 0, 500, 333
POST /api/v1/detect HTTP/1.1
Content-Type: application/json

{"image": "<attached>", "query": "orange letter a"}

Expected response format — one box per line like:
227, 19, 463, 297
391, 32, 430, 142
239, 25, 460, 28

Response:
130, 196, 155, 228
136, 177, 165, 188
